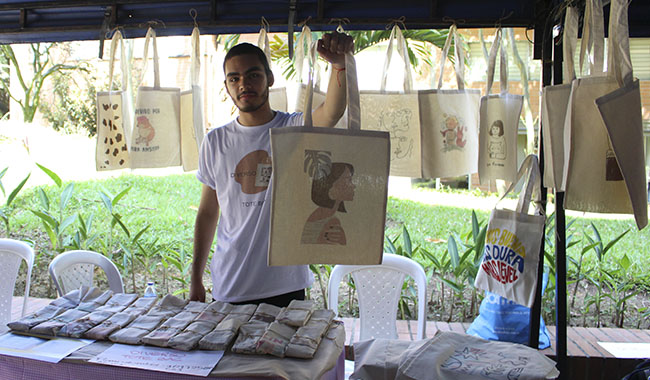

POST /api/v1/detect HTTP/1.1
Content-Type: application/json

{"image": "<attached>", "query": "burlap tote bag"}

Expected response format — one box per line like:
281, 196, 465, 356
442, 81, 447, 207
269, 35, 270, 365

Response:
594, 0, 647, 229
96, 30, 132, 171
564, 0, 638, 218
540, 5, 578, 190
474, 154, 545, 308
130, 27, 182, 168
419, 24, 480, 179
179, 26, 205, 171
269, 48, 390, 266
478, 28, 523, 184
360, 25, 421, 177
257, 19, 288, 112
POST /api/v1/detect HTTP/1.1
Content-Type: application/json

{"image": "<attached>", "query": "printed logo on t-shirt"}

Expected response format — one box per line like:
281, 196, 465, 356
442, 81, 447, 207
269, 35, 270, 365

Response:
232, 150, 272, 194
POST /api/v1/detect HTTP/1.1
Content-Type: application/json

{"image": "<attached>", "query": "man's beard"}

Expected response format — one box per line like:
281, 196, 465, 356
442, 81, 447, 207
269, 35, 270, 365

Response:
236, 86, 269, 113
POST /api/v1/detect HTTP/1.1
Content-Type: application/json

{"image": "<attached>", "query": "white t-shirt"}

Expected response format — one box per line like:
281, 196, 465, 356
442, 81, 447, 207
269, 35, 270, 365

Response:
196, 111, 314, 302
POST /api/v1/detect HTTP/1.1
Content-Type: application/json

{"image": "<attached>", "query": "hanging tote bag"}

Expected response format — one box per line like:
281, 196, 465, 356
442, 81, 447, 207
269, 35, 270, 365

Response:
564, 0, 634, 215
360, 25, 421, 178
257, 20, 288, 112
419, 24, 480, 179
595, 0, 647, 229
179, 27, 205, 172
96, 30, 132, 171
130, 27, 182, 168
540, 5, 578, 190
268, 48, 390, 266
474, 154, 546, 308
477, 28, 523, 184
293, 25, 348, 129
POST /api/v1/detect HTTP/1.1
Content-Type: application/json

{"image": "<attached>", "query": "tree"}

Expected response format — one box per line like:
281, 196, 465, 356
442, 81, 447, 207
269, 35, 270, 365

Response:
0, 43, 82, 122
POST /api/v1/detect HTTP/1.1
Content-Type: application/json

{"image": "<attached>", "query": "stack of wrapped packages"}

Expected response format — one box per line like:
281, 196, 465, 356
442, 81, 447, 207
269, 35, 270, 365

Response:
7, 287, 339, 359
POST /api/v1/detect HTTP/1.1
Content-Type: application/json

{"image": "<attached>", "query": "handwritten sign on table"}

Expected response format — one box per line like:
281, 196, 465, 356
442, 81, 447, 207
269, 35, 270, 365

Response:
89, 343, 223, 377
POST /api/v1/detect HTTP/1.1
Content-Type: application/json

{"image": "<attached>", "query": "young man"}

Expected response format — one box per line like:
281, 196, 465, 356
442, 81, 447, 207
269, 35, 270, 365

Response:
190, 32, 354, 307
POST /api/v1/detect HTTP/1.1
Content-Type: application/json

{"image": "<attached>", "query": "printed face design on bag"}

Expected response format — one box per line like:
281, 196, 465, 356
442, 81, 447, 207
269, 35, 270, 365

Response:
378, 108, 414, 159
481, 227, 525, 284
487, 120, 506, 163
233, 150, 272, 195
301, 151, 355, 246
440, 114, 467, 152
99, 102, 128, 168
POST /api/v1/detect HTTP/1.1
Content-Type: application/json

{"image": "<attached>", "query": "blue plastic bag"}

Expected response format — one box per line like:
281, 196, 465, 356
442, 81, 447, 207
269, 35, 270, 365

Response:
466, 272, 551, 349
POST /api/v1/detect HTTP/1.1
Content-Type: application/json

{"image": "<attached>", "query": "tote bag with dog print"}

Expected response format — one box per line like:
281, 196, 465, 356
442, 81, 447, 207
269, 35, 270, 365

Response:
130, 27, 182, 168
419, 24, 480, 179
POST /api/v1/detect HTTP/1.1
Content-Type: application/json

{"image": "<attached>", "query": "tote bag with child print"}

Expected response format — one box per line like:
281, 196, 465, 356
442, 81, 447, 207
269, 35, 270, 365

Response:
478, 28, 523, 184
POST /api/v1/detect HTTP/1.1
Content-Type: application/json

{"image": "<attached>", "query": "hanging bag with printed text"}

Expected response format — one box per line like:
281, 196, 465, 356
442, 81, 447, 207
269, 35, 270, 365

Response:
130, 27, 182, 168
269, 46, 390, 265
477, 28, 523, 184
419, 24, 480, 179
95, 30, 132, 171
179, 26, 206, 171
474, 154, 545, 308
360, 25, 421, 177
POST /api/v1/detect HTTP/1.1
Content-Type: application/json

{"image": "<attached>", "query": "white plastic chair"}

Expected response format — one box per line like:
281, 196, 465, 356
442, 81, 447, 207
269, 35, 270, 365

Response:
0, 238, 35, 333
49, 250, 124, 296
328, 253, 427, 341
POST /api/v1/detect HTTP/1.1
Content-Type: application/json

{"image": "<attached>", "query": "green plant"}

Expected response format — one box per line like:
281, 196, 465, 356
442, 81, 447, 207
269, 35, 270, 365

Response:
309, 264, 332, 308
0, 167, 30, 236
163, 245, 193, 298
30, 164, 77, 251
582, 223, 630, 327
386, 225, 421, 320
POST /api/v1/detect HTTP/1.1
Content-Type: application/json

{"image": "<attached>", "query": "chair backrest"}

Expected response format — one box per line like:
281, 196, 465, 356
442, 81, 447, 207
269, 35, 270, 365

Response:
48, 250, 124, 296
0, 238, 34, 333
327, 253, 427, 341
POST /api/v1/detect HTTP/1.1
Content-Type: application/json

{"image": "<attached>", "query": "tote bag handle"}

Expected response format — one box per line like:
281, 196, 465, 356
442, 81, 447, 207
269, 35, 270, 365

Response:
302, 45, 360, 132
496, 154, 543, 216
436, 24, 466, 90
485, 28, 508, 95
137, 27, 161, 89
190, 26, 201, 87
380, 25, 413, 92
562, 6, 579, 83
107, 30, 128, 92
608, 0, 634, 87
256, 18, 272, 69
578, 0, 605, 76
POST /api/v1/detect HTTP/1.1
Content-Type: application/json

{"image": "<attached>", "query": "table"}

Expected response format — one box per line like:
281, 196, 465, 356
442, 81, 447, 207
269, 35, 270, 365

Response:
7, 297, 344, 379
1, 318, 345, 380
0, 348, 344, 380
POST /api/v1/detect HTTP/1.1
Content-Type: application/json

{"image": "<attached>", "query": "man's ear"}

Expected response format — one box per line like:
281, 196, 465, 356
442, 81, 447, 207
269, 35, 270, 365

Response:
267, 71, 274, 87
